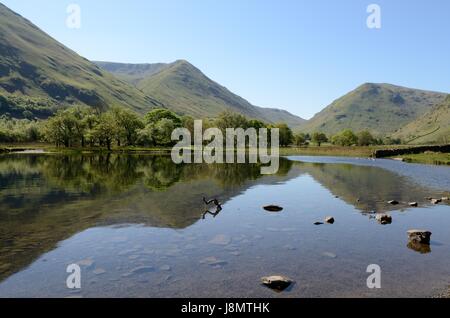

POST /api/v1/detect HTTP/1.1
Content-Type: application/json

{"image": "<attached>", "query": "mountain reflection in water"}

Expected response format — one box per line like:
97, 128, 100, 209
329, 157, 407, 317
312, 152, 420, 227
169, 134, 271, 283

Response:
0, 154, 449, 297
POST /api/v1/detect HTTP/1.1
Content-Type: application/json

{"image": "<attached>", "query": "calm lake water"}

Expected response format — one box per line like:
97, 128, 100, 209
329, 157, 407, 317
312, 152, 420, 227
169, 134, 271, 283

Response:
0, 153, 449, 298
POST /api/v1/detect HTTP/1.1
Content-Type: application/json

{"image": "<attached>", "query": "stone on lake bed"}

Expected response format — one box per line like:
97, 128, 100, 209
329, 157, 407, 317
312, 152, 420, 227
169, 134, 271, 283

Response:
77, 259, 95, 269
407, 241, 432, 254
199, 256, 227, 267
409, 202, 418, 207
407, 229, 432, 245
92, 268, 106, 275
263, 205, 283, 212
376, 214, 392, 225
325, 217, 335, 224
209, 234, 231, 246
388, 200, 399, 205
261, 275, 293, 292
123, 266, 155, 277
159, 265, 172, 271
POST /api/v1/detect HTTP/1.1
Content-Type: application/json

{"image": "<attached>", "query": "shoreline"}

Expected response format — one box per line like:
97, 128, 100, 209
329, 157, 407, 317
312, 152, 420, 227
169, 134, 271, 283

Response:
1, 144, 450, 166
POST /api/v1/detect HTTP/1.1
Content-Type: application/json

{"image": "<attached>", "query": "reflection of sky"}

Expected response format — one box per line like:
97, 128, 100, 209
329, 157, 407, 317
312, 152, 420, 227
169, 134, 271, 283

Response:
288, 156, 450, 191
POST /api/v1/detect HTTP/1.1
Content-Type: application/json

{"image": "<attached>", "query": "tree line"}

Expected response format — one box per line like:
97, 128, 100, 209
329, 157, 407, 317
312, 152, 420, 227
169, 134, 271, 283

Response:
293, 129, 401, 147
0, 106, 400, 147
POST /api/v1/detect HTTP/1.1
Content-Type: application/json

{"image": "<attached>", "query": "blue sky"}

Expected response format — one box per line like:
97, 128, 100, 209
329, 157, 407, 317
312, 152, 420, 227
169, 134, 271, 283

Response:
2, 0, 449, 119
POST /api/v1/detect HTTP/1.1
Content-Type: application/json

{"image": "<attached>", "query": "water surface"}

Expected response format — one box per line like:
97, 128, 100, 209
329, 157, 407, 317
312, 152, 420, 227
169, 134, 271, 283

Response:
0, 154, 449, 297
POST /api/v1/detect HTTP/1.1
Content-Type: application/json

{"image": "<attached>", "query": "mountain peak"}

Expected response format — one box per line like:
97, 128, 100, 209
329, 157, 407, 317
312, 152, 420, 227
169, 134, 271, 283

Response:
172, 59, 191, 66
300, 83, 447, 135
95, 60, 305, 125
0, 3, 163, 117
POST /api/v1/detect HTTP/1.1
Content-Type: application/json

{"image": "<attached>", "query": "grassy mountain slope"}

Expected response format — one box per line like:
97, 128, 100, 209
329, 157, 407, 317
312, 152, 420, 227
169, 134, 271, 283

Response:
95, 60, 306, 125
94, 61, 168, 86
0, 3, 162, 118
299, 83, 447, 136
393, 95, 450, 144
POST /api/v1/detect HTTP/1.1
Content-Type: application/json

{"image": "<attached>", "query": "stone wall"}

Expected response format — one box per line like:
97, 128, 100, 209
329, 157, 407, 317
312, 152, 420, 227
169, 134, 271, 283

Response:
373, 144, 450, 158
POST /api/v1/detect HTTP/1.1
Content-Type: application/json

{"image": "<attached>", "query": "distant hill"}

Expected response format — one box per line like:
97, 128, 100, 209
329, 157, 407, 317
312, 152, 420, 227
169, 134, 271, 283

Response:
95, 60, 306, 126
393, 95, 450, 144
299, 83, 447, 136
0, 3, 163, 118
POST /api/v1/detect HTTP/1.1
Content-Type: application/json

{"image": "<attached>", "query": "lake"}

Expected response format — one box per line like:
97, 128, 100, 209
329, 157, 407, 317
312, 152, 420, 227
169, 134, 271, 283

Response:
0, 153, 449, 298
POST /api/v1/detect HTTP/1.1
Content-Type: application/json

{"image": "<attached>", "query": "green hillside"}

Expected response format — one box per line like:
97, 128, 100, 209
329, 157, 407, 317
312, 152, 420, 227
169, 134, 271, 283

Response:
0, 3, 163, 118
94, 61, 168, 86
95, 60, 306, 126
393, 95, 450, 144
299, 83, 447, 136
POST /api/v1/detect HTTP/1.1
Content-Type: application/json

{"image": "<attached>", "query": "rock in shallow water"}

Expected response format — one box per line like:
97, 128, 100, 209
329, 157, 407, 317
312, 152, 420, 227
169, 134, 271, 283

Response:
159, 265, 172, 272
388, 200, 399, 205
122, 266, 155, 277
376, 214, 392, 225
322, 252, 337, 259
199, 256, 227, 267
325, 217, 335, 224
261, 275, 293, 291
77, 259, 95, 269
92, 268, 106, 275
407, 229, 432, 245
407, 241, 432, 254
409, 202, 418, 207
209, 234, 231, 246
263, 205, 283, 212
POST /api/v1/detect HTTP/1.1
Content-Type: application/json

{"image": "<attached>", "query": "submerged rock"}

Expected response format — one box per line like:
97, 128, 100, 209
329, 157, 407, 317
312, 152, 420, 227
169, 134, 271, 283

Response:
322, 252, 337, 259
314, 222, 324, 225
325, 216, 335, 224
199, 256, 227, 267
263, 205, 283, 212
261, 275, 293, 292
121, 266, 154, 277
92, 268, 106, 275
77, 259, 95, 269
407, 241, 432, 254
159, 265, 172, 272
209, 234, 231, 246
407, 229, 432, 245
409, 202, 418, 207
376, 214, 392, 225
388, 200, 399, 205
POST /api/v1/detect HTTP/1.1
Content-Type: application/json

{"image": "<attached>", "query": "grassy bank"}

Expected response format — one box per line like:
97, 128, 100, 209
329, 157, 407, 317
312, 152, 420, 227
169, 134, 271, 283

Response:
279, 146, 381, 157
0, 144, 384, 157
2, 143, 450, 166
391, 152, 450, 165
0, 143, 172, 154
